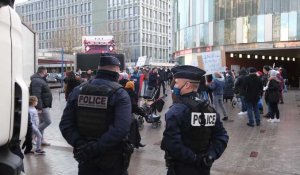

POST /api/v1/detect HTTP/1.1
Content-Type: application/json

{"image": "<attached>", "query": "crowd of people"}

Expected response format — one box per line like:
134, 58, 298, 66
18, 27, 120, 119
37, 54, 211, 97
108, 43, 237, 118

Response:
19, 57, 288, 175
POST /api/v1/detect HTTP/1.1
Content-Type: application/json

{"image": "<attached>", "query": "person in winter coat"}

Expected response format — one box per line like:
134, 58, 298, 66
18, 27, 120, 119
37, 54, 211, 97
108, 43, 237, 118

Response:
234, 68, 248, 115
265, 70, 281, 123
209, 72, 229, 121
244, 67, 263, 127
29, 66, 53, 146
120, 79, 146, 148
130, 67, 141, 96
262, 65, 272, 118
64, 71, 82, 101
223, 71, 235, 102
158, 67, 167, 96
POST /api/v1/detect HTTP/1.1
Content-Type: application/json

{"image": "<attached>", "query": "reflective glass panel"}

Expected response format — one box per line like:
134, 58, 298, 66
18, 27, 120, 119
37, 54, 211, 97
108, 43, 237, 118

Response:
219, 20, 225, 45
208, 0, 215, 21
204, 0, 209, 22
273, 0, 280, 14
272, 14, 281, 41
224, 19, 236, 44
203, 23, 209, 45
225, 0, 232, 19
257, 15, 265, 42
248, 15, 257, 42
280, 13, 289, 41
214, 21, 219, 45
199, 24, 204, 45
281, 0, 290, 12
258, 0, 265, 14
220, 0, 225, 20
265, 0, 272, 14
289, 12, 297, 40
237, 0, 245, 17
290, 0, 298, 12
232, 0, 238, 18
297, 12, 300, 40
245, 0, 252, 16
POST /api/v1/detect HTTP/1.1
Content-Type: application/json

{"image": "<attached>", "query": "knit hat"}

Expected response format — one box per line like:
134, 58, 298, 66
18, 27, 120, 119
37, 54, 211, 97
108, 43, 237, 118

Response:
269, 70, 278, 78
125, 81, 135, 91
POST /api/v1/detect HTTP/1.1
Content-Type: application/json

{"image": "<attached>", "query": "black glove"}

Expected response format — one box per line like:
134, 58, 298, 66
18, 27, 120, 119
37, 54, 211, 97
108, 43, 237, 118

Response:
196, 154, 214, 169
73, 141, 97, 163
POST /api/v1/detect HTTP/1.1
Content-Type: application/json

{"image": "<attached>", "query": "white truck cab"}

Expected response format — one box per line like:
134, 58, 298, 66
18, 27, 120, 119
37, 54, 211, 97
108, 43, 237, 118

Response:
0, 1, 30, 174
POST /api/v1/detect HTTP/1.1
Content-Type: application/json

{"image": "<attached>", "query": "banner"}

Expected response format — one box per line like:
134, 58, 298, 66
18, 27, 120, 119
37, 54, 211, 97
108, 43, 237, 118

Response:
136, 56, 147, 67
197, 50, 226, 75
82, 36, 115, 53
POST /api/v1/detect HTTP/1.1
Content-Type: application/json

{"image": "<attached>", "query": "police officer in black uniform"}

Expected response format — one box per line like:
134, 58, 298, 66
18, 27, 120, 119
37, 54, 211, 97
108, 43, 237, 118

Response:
59, 55, 132, 175
161, 65, 229, 175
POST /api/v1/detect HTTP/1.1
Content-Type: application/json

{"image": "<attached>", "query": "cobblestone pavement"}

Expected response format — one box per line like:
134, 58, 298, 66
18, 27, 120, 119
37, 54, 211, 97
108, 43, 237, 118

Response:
24, 87, 300, 175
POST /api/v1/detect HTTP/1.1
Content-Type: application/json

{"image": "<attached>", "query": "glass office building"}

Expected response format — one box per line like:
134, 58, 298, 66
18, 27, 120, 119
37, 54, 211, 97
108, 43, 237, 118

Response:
173, 0, 300, 64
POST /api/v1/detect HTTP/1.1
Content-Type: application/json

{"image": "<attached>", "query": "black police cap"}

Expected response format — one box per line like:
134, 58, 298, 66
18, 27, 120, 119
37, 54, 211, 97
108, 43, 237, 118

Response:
99, 55, 120, 67
172, 65, 206, 81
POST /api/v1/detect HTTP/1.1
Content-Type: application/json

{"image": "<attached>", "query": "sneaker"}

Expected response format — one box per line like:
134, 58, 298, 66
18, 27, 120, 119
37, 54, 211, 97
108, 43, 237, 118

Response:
274, 118, 280, 123
267, 119, 275, 123
238, 112, 245, 115
35, 149, 45, 155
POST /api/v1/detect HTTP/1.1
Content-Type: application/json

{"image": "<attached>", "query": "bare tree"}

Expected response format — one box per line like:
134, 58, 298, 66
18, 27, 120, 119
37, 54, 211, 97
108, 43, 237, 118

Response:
52, 15, 85, 54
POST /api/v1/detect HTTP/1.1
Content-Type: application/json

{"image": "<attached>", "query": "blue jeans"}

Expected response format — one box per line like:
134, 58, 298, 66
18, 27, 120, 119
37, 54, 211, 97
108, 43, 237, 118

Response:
240, 96, 247, 112
246, 100, 260, 125
38, 107, 52, 141
213, 95, 228, 118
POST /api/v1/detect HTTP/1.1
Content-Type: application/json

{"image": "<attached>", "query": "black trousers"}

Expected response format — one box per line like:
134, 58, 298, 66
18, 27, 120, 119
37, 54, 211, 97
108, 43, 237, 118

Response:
78, 153, 127, 175
158, 81, 166, 95
269, 102, 280, 119
167, 162, 210, 175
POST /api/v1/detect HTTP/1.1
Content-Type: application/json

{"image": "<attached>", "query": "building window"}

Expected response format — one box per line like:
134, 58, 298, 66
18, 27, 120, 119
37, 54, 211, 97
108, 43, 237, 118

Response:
117, 9, 121, 18
125, 8, 129, 17
129, 7, 133, 16
134, 6, 139, 16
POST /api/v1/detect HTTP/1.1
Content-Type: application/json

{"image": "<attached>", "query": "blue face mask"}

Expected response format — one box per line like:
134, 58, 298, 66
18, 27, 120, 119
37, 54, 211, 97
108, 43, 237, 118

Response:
212, 74, 215, 80
172, 87, 181, 96
172, 82, 187, 96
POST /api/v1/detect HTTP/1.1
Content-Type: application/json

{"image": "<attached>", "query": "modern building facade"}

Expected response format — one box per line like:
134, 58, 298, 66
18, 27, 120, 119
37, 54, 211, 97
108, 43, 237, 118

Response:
15, 0, 94, 53
173, 0, 300, 87
107, 0, 171, 62
15, 0, 172, 62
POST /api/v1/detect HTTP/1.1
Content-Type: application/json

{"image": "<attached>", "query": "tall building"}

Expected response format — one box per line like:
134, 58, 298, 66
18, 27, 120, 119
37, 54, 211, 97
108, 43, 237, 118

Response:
15, 0, 95, 53
15, 0, 172, 62
173, 0, 300, 87
106, 0, 171, 62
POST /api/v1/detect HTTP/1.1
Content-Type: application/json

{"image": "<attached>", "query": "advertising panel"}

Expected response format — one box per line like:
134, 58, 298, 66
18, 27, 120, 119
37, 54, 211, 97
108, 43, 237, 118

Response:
82, 36, 115, 53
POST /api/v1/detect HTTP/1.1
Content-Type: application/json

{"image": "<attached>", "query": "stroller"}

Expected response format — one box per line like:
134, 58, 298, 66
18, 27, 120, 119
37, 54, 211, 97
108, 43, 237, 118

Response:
137, 87, 165, 128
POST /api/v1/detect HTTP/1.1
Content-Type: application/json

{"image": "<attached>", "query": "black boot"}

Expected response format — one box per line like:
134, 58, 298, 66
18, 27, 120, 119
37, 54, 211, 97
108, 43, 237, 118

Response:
222, 117, 228, 121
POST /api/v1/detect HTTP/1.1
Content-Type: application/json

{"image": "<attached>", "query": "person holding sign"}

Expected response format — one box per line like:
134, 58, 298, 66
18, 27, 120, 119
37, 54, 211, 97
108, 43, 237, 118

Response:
161, 65, 229, 175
